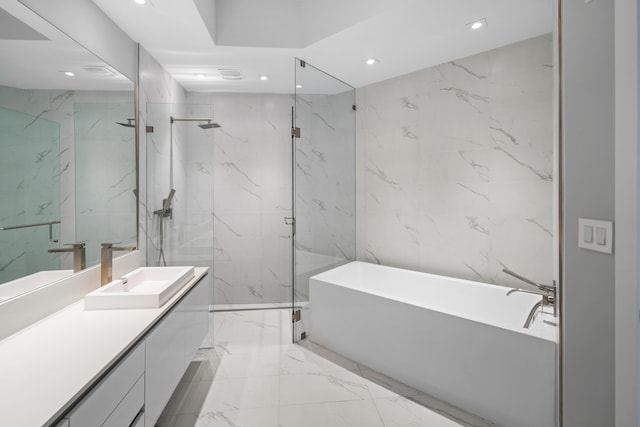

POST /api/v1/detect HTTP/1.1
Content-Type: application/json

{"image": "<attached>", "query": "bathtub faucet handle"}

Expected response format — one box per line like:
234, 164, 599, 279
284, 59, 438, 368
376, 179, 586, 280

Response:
502, 268, 555, 293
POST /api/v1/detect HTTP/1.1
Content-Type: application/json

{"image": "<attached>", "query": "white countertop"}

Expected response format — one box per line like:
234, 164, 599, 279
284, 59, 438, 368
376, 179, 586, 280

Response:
0, 267, 208, 427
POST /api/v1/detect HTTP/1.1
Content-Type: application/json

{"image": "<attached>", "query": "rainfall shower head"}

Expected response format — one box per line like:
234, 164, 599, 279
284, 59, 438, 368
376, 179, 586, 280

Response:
170, 116, 220, 129
116, 118, 135, 128
198, 122, 221, 129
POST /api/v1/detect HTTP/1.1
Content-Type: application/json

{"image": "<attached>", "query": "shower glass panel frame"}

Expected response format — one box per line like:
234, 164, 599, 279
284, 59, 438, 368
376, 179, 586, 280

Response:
292, 58, 356, 343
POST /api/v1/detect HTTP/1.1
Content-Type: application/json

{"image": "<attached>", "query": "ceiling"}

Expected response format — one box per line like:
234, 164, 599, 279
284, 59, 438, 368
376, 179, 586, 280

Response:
0, 0, 133, 90
92, 0, 554, 93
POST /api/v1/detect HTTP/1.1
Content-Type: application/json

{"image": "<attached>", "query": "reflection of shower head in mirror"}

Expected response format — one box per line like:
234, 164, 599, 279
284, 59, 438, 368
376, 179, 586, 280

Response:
163, 188, 176, 211
116, 118, 135, 128
171, 116, 220, 130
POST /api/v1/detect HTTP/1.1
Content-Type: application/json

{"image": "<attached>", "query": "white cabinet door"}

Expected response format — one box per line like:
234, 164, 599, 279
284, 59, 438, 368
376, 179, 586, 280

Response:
102, 374, 144, 427
145, 308, 185, 427
183, 278, 210, 366
68, 342, 145, 427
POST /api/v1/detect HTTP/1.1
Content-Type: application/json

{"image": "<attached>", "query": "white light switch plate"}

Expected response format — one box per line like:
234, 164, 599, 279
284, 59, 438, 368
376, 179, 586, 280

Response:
578, 218, 613, 254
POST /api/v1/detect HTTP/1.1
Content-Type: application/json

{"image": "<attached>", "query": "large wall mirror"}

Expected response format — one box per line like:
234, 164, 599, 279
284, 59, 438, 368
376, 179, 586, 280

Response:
0, 0, 136, 300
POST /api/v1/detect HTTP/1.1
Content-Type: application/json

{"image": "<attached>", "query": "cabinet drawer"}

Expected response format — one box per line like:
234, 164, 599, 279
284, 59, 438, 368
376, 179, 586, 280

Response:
69, 342, 145, 427
103, 374, 144, 427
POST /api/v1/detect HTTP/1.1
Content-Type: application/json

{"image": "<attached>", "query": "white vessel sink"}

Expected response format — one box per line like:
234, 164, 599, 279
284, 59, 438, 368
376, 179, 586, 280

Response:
84, 266, 195, 310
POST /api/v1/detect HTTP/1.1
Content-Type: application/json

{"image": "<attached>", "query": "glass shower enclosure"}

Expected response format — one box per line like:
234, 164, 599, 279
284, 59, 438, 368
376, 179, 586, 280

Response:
292, 59, 356, 342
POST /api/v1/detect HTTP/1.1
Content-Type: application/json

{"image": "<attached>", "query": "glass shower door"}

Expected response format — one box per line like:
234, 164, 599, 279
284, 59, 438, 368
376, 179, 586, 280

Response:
292, 59, 356, 342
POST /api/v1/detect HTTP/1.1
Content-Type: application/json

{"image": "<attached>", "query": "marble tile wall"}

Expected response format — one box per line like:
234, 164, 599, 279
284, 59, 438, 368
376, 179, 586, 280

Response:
356, 34, 554, 287
0, 85, 134, 279
187, 92, 293, 305
138, 46, 188, 262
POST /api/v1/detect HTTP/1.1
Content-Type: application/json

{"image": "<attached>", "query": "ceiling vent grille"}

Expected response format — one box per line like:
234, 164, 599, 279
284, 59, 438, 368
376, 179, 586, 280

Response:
82, 66, 116, 77
218, 69, 243, 80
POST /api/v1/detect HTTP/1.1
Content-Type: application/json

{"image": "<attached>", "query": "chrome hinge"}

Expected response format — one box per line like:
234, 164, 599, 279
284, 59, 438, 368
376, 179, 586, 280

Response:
146, 125, 154, 133
300, 60, 306, 68
292, 309, 301, 322
291, 127, 301, 138
284, 217, 296, 236
300, 331, 307, 340
352, 104, 356, 111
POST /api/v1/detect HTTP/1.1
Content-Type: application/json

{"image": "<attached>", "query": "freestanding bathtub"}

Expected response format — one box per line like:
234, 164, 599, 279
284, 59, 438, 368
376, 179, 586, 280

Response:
310, 261, 557, 427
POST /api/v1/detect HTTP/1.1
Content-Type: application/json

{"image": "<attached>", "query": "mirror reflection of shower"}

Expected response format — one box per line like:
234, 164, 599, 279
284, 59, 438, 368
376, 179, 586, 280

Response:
154, 116, 220, 266
153, 188, 175, 266
115, 118, 135, 128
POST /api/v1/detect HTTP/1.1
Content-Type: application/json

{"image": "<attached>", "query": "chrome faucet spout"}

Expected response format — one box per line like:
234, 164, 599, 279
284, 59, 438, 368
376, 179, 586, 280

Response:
523, 300, 544, 329
101, 243, 136, 286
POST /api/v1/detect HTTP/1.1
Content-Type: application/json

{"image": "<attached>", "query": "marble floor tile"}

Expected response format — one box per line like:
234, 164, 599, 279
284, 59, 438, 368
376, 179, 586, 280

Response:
374, 396, 476, 427
216, 349, 281, 378
201, 375, 281, 412
279, 343, 360, 375
279, 400, 385, 427
195, 406, 279, 427
279, 370, 371, 405
157, 308, 497, 427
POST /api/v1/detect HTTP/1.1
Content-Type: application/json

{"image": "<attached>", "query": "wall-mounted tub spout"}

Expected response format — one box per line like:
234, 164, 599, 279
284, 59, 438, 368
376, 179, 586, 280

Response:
504, 268, 557, 327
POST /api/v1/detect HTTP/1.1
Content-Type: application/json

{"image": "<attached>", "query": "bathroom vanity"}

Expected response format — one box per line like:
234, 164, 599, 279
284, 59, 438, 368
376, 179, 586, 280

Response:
0, 264, 209, 426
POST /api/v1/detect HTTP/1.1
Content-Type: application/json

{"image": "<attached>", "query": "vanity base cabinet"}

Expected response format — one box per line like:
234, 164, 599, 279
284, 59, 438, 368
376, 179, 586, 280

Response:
145, 277, 209, 427
145, 308, 185, 426
182, 275, 209, 367
57, 276, 209, 427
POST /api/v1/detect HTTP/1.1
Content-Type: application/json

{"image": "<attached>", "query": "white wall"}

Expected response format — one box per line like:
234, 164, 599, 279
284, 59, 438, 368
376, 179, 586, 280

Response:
356, 35, 554, 289
615, 0, 639, 425
561, 0, 615, 425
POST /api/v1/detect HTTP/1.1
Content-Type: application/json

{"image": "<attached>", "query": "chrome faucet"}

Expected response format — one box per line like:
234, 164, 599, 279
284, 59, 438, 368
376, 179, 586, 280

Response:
503, 268, 556, 328
48, 243, 86, 272
101, 243, 136, 286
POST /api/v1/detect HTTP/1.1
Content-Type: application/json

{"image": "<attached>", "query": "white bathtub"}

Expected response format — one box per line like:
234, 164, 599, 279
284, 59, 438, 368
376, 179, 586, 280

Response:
310, 261, 557, 427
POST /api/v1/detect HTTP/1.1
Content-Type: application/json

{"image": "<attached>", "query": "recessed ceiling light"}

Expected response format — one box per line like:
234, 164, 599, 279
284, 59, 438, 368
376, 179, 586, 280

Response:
365, 58, 378, 66
296, 84, 302, 89
133, 0, 146, 4
468, 18, 487, 30
63, 71, 75, 77
259, 75, 270, 81
196, 74, 206, 79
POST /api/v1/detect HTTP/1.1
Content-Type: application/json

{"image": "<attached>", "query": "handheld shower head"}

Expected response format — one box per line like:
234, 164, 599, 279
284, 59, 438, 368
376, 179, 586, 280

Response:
163, 188, 176, 211
198, 122, 221, 129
